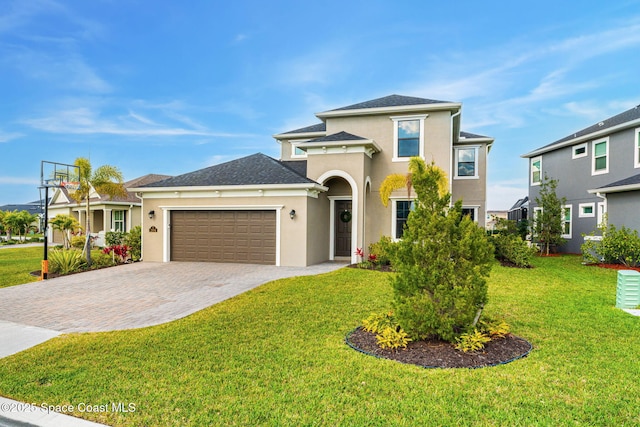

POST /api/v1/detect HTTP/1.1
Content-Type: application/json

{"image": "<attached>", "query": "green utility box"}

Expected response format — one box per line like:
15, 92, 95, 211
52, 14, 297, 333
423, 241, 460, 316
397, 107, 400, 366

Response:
616, 270, 640, 309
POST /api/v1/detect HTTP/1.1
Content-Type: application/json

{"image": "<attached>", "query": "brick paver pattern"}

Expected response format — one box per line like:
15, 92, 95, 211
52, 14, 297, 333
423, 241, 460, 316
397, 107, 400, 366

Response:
0, 261, 344, 333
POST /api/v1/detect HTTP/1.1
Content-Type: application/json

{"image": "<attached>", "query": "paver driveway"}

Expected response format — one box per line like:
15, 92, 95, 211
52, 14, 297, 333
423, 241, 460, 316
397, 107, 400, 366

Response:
0, 261, 345, 333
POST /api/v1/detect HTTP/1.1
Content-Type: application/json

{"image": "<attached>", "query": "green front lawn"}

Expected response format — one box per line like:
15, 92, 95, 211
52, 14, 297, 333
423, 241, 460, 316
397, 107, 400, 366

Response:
0, 256, 638, 426
0, 246, 42, 288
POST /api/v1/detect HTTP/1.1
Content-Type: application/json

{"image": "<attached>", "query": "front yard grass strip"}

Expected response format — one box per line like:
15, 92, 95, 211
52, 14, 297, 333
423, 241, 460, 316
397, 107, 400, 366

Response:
0, 246, 41, 288
0, 256, 638, 426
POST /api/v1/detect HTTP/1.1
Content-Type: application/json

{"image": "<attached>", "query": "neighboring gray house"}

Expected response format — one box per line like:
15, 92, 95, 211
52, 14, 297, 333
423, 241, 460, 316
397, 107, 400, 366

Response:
522, 104, 640, 253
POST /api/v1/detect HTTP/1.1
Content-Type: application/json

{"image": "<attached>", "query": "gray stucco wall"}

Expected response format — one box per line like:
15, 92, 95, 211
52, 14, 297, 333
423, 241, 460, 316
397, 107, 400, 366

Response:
528, 126, 639, 253
606, 191, 640, 233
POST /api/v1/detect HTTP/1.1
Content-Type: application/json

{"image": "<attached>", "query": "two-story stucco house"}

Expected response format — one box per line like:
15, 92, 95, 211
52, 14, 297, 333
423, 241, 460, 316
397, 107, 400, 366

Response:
131, 95, 494, 266
522, 104, 640, 253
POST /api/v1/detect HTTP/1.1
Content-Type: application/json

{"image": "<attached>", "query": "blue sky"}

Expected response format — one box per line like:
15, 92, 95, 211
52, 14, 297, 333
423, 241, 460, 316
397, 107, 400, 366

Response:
1, 0, 640, 210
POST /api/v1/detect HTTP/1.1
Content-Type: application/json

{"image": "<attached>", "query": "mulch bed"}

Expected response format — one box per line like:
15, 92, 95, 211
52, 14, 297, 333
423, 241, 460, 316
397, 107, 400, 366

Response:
590, 263, 640, 272
346, 327, 532, 369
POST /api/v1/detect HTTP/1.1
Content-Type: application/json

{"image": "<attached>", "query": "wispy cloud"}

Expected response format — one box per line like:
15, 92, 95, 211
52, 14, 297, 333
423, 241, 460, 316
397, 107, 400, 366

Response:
407, 17, 640, 132
22, 104, 259, 139
0, 131, 23, 143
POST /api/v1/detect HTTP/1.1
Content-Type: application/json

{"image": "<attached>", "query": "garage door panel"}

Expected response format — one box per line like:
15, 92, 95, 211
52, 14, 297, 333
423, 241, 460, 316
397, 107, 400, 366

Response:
171, 210, 276, 264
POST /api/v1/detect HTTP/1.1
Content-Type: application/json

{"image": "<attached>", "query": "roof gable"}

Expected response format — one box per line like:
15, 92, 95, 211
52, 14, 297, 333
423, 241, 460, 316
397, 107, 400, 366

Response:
524, 104, 640, 157
327, 94, 452, 112
141, 153, 318, 188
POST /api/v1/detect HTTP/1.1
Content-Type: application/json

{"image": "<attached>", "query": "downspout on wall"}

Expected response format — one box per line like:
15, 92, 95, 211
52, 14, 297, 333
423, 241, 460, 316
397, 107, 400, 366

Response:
449, 110, 462, 202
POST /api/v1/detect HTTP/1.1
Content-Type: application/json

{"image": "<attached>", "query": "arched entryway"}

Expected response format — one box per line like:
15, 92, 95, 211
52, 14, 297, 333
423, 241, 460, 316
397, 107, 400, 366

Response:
317, 170, 359, 264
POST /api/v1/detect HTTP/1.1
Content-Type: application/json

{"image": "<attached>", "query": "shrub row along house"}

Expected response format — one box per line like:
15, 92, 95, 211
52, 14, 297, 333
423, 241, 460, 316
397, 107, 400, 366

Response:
522, 104, 640, 253
126, 95, 494, 266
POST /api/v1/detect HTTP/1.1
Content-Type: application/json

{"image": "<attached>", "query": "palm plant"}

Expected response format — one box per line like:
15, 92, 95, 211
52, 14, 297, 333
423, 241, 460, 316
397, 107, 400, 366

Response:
50, 214, 83, 249
69, 157, 126, 265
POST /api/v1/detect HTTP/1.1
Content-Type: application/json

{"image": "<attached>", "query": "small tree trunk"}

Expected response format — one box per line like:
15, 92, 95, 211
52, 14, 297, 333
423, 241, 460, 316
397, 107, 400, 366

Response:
471, 305, 484, 328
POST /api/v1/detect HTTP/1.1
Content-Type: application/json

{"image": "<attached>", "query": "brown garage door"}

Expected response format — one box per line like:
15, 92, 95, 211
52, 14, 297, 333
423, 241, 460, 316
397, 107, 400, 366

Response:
170, 210, 276, 264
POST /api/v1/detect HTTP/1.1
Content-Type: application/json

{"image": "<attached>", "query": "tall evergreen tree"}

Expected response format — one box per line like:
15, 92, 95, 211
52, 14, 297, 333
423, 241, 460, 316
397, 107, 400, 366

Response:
385, 158, 494, 342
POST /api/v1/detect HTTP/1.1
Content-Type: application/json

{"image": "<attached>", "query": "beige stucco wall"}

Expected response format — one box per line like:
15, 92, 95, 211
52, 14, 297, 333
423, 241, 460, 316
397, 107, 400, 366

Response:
278, 108, 490, 243
451, 143, 488, 228
139, 193, 325, 267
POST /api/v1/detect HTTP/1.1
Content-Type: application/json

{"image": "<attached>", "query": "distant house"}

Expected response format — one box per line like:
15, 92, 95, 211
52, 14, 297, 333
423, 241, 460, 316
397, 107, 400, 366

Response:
522, 104, 640, 253
131, 94, 494, 266
507, 196, 529, 223
0, 200, 44, 234
47, 174, 171, 245
485, 210, 507, 231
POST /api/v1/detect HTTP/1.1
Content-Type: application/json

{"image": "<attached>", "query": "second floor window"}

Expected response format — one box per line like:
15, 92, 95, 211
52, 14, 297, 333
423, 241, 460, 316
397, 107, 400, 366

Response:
392, 115, 426, 161
592, 138, 608, 175
531, 157, 542, 185
455, 147, 479, 178
397, 120, 420, 157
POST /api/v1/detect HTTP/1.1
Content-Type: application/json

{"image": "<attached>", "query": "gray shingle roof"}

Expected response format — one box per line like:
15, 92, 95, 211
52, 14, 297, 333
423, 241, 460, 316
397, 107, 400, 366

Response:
141, 153, 317, 188
596, 172, 640, 191
327, 94, 452, 112
460, 131, 491, 139
530, 104, 640, 154
307, 131, 367, 143
282, 122, 326, 134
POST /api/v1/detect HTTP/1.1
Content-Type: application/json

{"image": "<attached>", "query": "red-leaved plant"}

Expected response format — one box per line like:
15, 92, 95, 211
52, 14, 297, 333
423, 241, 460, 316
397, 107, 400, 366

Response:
103, 245, 130, 263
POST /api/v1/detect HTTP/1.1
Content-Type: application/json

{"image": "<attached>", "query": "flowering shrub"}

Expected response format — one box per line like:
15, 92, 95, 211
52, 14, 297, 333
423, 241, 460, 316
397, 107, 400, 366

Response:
103, 245, 130, 263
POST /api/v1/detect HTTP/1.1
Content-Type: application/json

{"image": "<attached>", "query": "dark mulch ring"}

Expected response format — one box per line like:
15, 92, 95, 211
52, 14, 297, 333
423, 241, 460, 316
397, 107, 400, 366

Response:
346, 327, 532, 369
347, 263, 394, 272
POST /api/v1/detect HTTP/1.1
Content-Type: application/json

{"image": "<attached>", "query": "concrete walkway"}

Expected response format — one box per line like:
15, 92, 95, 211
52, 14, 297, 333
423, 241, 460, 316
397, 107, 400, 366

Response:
0, 260, 345, 427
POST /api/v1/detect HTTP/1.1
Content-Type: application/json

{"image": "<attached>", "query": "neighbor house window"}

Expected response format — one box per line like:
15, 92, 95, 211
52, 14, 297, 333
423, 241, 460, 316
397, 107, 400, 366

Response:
592, 138, 609, 175
393, 200, 413, 239
562, 205, 572, 239
579, 203, 595, 218
572, 143, 587, 159
391, 115, 426, 161
113, 210, 126, 232
635, 127, 640, 168
597, 201, 607, 227
461, 207, 478, 222
531, 157, 542, 185
455, 147, 479, 179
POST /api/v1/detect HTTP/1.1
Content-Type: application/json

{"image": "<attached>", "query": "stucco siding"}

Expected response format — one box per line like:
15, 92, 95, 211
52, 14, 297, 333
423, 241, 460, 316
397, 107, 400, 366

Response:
607, 191, 640, 233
